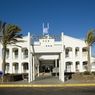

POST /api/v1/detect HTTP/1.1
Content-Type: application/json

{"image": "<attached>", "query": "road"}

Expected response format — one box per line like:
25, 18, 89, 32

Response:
0, 87, 95, 95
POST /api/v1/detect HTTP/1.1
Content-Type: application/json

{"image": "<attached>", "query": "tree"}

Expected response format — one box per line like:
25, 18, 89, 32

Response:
85, 29, 95, 72
0, 21, 22, 74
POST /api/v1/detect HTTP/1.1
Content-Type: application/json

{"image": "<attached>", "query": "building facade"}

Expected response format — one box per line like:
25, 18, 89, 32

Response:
0, 26, 95, 83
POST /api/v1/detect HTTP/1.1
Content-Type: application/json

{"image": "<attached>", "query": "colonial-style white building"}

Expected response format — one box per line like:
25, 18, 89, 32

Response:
0, 24, 95, 83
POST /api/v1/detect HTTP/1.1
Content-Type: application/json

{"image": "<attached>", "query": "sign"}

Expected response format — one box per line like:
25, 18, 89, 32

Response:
0, 71, 3, 77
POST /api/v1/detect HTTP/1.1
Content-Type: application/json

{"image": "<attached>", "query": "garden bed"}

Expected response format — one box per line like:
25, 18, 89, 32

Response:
72, 72, 95, 81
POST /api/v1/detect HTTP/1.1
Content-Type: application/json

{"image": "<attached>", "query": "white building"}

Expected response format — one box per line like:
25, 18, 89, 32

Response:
0, 24, 95, 83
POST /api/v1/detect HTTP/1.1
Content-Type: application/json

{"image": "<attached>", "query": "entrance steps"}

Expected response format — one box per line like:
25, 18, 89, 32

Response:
32, 73, 62, 84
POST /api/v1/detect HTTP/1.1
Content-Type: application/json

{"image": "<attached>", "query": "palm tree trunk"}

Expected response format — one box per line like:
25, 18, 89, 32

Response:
87, 46, 91, 72
2, 44, 6, 74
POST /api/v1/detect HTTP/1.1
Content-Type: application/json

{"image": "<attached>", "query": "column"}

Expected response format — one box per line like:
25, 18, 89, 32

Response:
72, 62, 76, 72
18, 48, 22, 73
72, 47, 75, 72
32, 56, 35, 80
60, 52, 64, 82
80, 48, 83, 72
9, 48, 13, 73
37, 64, 39, 77
55, 59, 57, 76
28, 32, 33, 83
18, 63, 21, 73
59, 59, 61, 79
89, 46, 91, 71
28, 53, 32, 83
59, 32, 65, 82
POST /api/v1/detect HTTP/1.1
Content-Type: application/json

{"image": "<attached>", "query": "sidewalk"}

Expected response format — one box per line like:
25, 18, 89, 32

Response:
0, 76, 95, 87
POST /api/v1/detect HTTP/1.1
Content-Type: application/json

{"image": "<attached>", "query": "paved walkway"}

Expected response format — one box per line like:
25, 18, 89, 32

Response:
32, 76, 62, 84
1, 74, 95, 87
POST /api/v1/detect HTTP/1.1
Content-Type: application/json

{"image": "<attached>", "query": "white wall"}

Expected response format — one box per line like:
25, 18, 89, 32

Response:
0, 32, 95, 74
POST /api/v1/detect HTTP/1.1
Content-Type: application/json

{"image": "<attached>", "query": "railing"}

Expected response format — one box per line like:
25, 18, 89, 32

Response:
32, 35, 61, 41
23, 55, 28, 59
14, 55, 18, 59
23, 70, 28, 73
65, 68, 71, 72
14, 70, 18, 74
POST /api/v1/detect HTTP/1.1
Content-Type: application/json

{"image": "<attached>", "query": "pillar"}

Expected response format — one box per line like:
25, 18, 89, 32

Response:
32, 56, 35, 80
9, 48, 13, 74
18, 48, 22, 73
59, 32, 65, 82
37, 64, 39, 77
60, 52, 64, 82
28, 53, 32, 83
80, 47, 83, 72
28, 32, 33, 83
59, 59, 61, 79
72, 47, 76, 72
55, 59, 57, 76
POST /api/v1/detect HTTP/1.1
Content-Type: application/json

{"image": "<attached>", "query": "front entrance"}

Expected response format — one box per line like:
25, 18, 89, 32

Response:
37, 60, 59, 78
39, 60, 54, 74
34, 59, 60, 83
28, 53, 65, 83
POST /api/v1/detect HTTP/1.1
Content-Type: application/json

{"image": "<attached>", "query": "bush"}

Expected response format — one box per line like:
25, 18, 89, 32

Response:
10, 74, 23, 81
92, 72, 95, 75
83, 71, 91, 75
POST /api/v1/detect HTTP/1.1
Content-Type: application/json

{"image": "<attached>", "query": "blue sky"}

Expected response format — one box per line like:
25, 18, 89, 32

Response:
0, 0, 95, 39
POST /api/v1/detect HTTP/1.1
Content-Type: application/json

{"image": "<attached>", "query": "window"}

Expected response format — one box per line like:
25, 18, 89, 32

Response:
76, 61, 79, 71
22, 48, 28, 59
83, 61, 88, 70
23, 63, 28, 70
2, 48, 9, 59
82, 47, 88, 52
65, 62, 72, 72
14, 63, 18, 70
75, 47, 79, 56
65, 49, 69, 57
13, 48, 18, 59
65, 47, 72, 57
5, 63, 9, 73
6, 49, 9, 59
46, 45, 52, 47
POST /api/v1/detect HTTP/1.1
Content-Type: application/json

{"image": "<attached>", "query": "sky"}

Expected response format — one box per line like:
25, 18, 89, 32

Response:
0, 0, 95, 39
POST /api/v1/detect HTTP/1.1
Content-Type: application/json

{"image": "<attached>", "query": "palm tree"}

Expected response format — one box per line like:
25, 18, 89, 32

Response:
85, 29, 95, 72
0, 21, 22, 74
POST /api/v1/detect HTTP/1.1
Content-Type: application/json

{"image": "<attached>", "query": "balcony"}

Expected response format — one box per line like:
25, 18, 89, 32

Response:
13, 63, 19, 74
22, 62, 28, 73
22, 48, 28, 59
65, 62, 72, 72
65, 47, 72, 58
13, 48, 18, 59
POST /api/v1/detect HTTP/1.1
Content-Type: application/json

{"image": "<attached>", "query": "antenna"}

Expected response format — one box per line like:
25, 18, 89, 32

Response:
42, 23, 49, 36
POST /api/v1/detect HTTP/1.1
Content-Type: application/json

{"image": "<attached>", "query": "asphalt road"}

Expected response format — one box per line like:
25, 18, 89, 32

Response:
0, 87, 95, 95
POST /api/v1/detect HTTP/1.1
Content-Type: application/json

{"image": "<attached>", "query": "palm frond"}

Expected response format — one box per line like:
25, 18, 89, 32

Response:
85, 29, 95, 46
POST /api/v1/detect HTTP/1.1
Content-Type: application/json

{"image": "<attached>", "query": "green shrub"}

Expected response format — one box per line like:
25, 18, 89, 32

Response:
83, 71, 91, 75
92, 72, 95, 75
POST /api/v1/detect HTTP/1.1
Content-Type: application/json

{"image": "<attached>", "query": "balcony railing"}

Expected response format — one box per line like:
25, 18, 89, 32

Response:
23, 55, 28, 59
14, 55, 18, 59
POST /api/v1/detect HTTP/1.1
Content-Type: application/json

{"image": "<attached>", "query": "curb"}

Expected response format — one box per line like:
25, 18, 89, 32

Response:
0, 84, 95, 87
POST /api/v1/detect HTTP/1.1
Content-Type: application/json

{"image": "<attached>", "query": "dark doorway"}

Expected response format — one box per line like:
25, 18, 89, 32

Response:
39, 60, 55, 73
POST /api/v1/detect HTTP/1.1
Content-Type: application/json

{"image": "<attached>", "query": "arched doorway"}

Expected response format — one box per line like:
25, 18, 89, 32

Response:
13, 62, 19, 74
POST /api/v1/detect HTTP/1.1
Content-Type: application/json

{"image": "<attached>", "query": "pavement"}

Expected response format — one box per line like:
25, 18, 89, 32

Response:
1, 75, 95, 87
